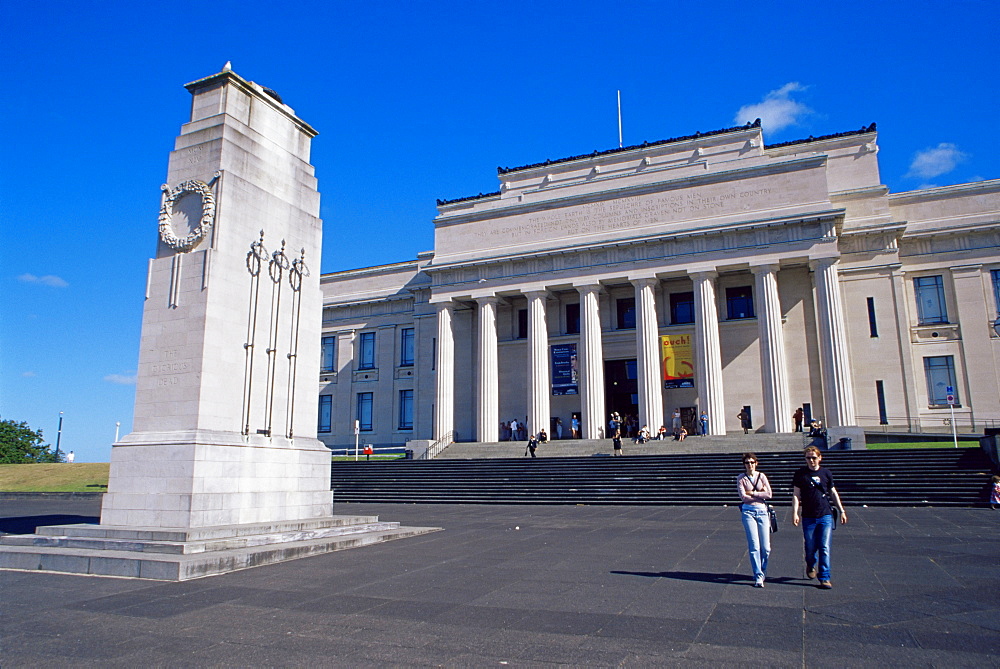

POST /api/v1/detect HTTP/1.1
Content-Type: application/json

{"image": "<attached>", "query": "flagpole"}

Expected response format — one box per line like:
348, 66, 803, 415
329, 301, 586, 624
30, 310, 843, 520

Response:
617, 90, 623, 148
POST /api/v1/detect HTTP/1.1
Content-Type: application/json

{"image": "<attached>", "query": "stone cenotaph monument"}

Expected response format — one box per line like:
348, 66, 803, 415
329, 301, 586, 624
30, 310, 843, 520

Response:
0, 66, 435, 579
104, 65, 330, 529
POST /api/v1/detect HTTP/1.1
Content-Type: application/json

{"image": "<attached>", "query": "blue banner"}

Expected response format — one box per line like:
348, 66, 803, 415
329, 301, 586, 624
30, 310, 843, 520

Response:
551, 343, 578, 396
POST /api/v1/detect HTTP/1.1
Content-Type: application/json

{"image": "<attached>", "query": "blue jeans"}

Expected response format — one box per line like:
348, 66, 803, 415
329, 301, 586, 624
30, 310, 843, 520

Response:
802, 515, 834, 580
740, 506, 770, 582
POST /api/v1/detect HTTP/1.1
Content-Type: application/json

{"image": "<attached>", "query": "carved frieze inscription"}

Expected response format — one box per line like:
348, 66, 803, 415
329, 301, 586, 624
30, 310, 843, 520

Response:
438, 168, 828, 261
148, 348, 192, 388
473, 187, 775, 242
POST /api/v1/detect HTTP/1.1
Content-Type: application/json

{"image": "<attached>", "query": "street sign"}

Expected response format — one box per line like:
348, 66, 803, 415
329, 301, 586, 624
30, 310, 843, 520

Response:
946, 386, 954, 395
946, 394, 955, 405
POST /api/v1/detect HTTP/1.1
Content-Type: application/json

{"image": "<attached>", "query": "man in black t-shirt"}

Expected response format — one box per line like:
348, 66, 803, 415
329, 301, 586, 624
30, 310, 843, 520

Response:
792, 446, 847, 589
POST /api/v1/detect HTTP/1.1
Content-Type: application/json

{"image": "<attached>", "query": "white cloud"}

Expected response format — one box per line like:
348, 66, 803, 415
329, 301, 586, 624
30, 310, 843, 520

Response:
17, 273, 69, 288
733, 82, 812, 133
21, 371, 37, 378
906, 143, 967, 180
104, 373, 137, 385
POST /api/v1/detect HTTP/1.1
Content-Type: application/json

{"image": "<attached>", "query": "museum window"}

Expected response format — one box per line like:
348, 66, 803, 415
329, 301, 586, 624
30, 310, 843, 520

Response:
399, 327, 414, 367
914, 275, 948, 324
358, 331, 376, 369
356, 392, 373, 431
398, 389, 414, 430
875, 380, 889, 424
516, 308, 528, 339
616, 297, 636, 329
320, 335, 336, 373
923, 356, 958, 406
670, 291, 694, 325
726, 286, 755, 320
866, 297, 878, 338
317, 395, 332, 433
565, 303, 580, 335
991, 269, 1000, 315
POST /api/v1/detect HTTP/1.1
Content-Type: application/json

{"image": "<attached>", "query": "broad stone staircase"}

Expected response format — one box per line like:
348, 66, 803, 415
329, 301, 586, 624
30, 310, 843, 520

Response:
331, 448, 994, 507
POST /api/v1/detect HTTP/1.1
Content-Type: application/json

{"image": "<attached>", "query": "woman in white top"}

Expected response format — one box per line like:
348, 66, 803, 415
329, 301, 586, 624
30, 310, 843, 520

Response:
737, 452, 773, 587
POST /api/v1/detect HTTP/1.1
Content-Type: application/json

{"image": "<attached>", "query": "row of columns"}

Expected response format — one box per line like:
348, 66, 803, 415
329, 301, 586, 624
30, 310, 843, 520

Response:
434, 259, 855, 442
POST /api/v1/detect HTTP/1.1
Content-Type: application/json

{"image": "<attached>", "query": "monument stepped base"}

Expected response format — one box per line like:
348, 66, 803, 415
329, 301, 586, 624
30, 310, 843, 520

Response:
0, 516, 440, 581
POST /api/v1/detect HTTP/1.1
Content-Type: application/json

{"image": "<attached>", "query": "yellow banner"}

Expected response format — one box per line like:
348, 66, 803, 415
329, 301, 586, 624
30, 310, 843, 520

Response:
660, 334, 695, 389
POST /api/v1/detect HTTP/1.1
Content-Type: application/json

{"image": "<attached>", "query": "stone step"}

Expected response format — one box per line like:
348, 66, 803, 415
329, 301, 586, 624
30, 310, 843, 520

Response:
31, 515, 382, 542
2, 521, 402, 555
435, 433, 813, 459
0, 525, 441, 581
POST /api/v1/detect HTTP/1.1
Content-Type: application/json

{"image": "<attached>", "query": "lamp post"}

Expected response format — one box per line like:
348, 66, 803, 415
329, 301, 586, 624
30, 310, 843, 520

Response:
55, 411, 64, 458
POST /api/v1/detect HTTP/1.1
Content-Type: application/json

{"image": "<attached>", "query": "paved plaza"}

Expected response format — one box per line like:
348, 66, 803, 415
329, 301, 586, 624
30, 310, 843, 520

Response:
2, 497, 999, 667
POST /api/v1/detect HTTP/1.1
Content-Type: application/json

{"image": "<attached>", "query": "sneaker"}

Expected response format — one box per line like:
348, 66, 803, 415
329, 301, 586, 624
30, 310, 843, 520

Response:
754, 579, 764, 588
806, 567, 817, 579
819, 580, 832, 589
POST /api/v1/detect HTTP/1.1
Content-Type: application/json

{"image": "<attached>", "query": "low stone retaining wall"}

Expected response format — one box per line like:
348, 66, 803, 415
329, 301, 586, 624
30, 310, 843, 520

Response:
0, 492, 105, 501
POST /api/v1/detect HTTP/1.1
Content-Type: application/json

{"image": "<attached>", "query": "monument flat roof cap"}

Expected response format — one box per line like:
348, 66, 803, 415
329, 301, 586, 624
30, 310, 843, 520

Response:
184, 66, 318, 137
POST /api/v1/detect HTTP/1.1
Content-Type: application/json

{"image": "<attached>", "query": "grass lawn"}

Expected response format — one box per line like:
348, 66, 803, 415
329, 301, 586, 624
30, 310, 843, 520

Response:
865, 441, 979, 450
0, 463, 110, 492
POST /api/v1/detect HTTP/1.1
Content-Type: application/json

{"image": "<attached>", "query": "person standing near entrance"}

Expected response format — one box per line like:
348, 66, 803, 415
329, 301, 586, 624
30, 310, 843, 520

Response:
793, 407, 804, 433
792, 446, 848, 589
737, 409, 751, 434
737, 452, 772, 587
699, 411, 709, 436
671, 408, 682, 434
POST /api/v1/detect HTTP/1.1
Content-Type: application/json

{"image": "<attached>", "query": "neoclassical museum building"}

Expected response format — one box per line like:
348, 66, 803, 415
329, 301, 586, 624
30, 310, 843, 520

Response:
316, 120, 1000, 450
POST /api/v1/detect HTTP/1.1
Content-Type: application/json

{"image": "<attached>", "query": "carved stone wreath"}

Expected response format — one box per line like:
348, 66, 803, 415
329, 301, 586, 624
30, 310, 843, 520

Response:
158, 179, 216, 251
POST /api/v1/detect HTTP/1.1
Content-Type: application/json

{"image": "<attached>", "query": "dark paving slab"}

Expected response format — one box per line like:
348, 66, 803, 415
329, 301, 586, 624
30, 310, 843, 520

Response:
1, 498, 998, 666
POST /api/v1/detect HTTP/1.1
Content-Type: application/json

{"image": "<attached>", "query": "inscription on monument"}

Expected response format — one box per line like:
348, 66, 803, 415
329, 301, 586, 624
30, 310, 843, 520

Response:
473, 187, 775, 241
149, 349, 191, 388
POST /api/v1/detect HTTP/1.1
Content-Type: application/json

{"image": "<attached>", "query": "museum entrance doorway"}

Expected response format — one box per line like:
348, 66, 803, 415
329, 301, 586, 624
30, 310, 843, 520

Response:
679, 406, 698, 434
604, 359, 638, 432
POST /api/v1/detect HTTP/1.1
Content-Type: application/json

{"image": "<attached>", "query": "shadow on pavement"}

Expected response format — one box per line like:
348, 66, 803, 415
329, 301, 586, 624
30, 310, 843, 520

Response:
0, 514, 99, 535
611, 570, 817, 587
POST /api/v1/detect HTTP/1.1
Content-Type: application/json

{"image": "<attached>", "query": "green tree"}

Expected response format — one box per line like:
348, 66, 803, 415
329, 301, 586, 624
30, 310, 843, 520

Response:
0, 418, 63, 464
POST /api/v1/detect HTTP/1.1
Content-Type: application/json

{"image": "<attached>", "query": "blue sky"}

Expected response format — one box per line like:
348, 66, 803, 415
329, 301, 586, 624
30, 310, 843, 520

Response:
2, 0, 997, 462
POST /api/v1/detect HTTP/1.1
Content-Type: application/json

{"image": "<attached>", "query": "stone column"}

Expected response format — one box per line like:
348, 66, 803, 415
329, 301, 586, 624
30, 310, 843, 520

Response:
576, 283, 606, 439
434, 301, 455, 441
475, 296, 499, 442
887, 269, 918, 430
691, 271, 726, 435
752, 264, 792, 433
633, 277, 663, 434
811, 258, 857, 427
525, 290, 551, 439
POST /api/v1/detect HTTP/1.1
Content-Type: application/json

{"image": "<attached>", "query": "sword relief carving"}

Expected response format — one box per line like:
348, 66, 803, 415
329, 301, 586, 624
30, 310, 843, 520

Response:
241, 231, 268, 436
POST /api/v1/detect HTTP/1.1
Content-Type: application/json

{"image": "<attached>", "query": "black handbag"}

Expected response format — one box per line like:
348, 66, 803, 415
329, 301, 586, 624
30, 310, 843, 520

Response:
767, 505, 778, 533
